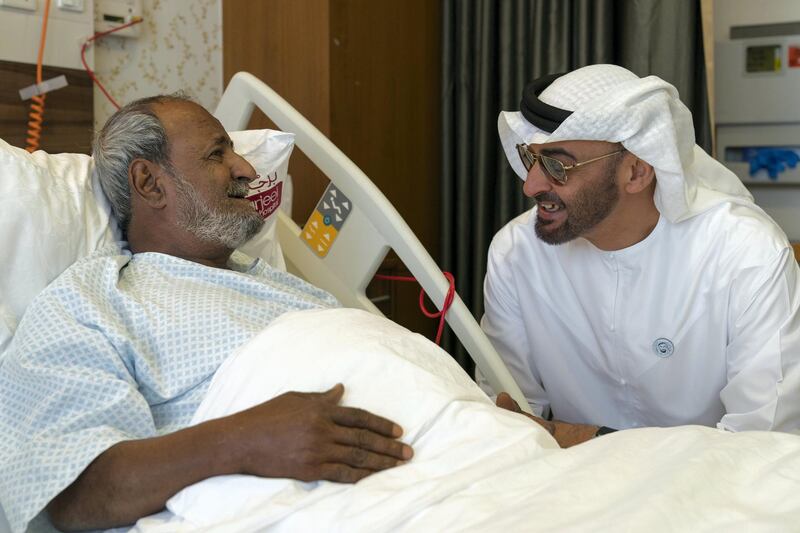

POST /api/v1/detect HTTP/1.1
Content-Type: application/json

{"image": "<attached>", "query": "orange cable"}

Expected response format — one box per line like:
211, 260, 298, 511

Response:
25, 0, 52, 153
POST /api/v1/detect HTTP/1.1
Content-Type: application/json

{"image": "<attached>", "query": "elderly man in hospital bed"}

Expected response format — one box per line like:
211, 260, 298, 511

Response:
482, 64, 800, 446
0, 95, 418, 532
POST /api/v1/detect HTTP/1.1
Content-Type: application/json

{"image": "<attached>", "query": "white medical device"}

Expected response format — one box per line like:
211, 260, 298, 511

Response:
715, 21, 800, 184
94, 0, 142, 38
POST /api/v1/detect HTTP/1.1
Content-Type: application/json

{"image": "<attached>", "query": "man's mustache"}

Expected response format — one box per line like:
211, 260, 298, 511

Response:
227, 181, 250, 198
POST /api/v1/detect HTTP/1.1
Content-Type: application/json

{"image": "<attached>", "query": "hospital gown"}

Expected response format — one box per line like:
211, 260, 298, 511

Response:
0, 246, 337, 533
480, 201, 800, 433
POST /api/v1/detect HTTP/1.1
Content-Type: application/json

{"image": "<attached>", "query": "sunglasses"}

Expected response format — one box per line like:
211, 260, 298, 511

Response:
516, 144, 625, 185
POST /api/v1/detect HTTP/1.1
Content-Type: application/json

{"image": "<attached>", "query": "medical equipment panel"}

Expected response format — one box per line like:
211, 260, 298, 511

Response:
716, 21, 800, 185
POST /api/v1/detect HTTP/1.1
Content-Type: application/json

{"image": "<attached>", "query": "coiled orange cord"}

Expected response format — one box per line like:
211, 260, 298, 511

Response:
25, 0, 52, 153
25, 93, 46, 153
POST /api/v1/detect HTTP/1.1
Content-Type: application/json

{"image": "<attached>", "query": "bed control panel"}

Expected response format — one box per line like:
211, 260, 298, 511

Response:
301, 183, 352, 258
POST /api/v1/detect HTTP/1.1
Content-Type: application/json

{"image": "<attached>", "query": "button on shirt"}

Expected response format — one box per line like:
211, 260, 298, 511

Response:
479, 202, 800, 432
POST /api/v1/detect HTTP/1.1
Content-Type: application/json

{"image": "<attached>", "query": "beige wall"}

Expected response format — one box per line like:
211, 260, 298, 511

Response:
93, 0, 223, 128
0, 1, 94, 70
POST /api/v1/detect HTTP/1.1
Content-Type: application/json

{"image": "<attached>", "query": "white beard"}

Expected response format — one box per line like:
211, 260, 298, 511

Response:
173, 173, 265, 249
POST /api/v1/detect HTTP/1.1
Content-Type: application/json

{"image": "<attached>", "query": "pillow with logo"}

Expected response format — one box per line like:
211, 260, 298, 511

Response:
231, 129, 293, 270
0, 129, 294, 354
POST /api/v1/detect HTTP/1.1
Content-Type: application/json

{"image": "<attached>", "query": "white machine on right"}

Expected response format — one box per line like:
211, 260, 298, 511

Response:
715, 5, 800, 239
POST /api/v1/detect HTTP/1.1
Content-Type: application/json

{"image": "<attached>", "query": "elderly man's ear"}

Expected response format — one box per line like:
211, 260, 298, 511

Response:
130, 159, 169, 209
623, 156, 656, 194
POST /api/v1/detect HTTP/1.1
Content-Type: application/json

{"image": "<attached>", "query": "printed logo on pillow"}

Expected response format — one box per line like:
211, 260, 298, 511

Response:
247, 171, 283, 219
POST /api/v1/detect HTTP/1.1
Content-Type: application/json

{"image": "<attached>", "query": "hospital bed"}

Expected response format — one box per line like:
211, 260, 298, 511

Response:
130, 74, 799, 532
0, 71, 526, 532
2, 73, 800, 533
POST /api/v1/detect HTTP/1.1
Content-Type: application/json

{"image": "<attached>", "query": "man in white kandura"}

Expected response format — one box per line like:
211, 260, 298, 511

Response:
482, 64, 800, 447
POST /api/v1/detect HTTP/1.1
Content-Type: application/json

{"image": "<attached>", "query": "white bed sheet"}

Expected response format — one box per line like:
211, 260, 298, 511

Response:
132, 309, 800, 532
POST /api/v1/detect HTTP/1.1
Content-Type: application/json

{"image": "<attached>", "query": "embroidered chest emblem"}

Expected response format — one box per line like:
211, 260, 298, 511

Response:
652, 338, 674, 358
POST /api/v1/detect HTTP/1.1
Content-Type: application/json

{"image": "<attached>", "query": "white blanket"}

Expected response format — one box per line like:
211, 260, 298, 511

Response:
134, 309, 800, 532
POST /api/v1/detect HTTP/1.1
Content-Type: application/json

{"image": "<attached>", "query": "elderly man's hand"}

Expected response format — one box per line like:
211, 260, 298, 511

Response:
228, 383, 413, 483
495, 392, 597, 448
48, 384, 410, 531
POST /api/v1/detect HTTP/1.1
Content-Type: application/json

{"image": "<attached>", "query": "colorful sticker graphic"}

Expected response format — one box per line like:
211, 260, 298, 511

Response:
302, 184, 352, 257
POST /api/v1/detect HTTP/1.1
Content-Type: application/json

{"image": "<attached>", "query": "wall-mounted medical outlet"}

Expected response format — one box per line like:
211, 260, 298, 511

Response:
95, 0, 142, 38
57, 0, 84, 13
0, 0, 37, 11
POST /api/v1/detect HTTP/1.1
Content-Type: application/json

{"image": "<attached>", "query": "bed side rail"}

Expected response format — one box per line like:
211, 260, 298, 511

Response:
215, 72, 531, 413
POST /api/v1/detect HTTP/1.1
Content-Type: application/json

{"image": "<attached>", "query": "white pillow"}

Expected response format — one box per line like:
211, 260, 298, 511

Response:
0, 129, 295, 354
0, 139, 118, 353
231, 129, 294, 270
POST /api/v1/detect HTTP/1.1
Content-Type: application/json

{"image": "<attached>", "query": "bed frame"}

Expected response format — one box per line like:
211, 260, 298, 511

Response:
214, 72, 531, 413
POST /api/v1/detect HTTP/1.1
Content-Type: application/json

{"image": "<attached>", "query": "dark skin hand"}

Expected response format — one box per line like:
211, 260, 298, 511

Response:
495, 392, 598, 448
47, 384, 412, 531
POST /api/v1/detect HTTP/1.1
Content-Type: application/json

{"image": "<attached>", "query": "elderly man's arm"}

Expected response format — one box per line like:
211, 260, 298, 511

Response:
47, 384, 411, 531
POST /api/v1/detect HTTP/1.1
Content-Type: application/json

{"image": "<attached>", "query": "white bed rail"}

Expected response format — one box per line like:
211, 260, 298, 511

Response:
215, 72, 531, 413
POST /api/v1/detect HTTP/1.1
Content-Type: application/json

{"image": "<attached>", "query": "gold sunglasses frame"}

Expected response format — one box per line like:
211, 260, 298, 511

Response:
516, 144, 625, 185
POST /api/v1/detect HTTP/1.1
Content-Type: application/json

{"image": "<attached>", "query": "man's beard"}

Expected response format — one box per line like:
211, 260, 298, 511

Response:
534, 162, 620, 245
172, 173, 265, 249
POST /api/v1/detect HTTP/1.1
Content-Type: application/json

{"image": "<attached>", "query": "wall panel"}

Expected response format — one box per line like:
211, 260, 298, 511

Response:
330, 0, 441, 255
329, 0, 442, 336
223, 0, 331, 224
222, 0, 442, 337
0, 60, 93, 153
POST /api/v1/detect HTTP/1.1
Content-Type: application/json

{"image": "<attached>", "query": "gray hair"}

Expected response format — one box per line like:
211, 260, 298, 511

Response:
92, 92, 194, 233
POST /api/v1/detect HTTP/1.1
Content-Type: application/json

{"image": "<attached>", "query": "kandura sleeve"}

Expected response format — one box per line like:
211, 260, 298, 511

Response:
480, 235, 550, 417
719, 247, 800, 433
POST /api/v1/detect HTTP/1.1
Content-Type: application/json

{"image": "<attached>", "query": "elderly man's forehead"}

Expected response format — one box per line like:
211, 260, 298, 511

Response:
152, 100, 228, 151
152, 100, 218, 129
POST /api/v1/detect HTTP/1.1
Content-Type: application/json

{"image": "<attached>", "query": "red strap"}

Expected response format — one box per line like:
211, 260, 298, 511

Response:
81, 18, 144, 110
373, 271, 456, 345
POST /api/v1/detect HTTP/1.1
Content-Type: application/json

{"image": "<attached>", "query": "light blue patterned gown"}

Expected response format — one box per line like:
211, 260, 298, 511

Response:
0, 246, 338, 533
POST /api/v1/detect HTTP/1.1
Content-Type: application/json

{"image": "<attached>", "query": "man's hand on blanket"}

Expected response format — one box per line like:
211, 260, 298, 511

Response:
495, 392, 598, 448
47, 384, 411, 531
230, 383, 413, 483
